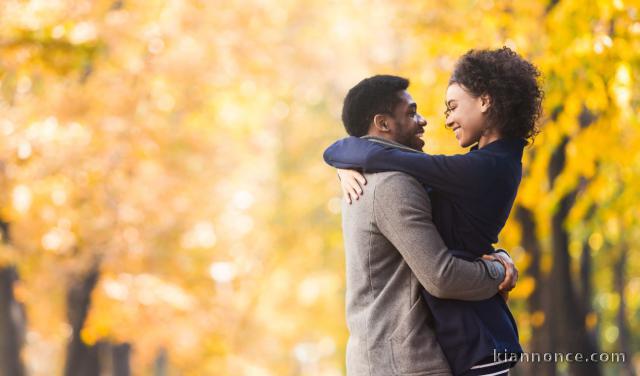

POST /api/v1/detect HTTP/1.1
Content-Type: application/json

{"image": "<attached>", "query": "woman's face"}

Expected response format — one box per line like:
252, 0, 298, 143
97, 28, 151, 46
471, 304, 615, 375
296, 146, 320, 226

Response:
445, 83, 490, 148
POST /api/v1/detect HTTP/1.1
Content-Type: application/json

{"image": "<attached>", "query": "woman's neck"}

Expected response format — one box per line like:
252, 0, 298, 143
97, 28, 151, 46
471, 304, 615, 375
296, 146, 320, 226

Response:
478, 129, 502, 149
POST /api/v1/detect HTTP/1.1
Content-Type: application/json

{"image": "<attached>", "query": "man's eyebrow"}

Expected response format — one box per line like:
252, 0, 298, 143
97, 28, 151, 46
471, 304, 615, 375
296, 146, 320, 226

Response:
408, 103, 417, 110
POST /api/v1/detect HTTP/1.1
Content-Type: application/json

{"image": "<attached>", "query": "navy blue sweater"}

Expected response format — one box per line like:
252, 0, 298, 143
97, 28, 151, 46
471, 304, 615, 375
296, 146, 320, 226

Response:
323, 136, 525, 375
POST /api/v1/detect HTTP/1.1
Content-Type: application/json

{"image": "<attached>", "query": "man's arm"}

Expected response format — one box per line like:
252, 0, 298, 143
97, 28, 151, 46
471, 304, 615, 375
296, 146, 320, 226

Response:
373, 172, 504, 301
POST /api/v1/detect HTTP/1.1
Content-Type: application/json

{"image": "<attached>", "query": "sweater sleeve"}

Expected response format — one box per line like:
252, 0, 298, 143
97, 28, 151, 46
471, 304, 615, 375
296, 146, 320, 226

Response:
323, 136, 493, 197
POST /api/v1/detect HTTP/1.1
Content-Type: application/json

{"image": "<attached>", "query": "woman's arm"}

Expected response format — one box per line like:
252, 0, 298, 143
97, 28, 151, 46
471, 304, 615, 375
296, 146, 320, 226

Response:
322, 137, 376, 170
324, 137, 493, 197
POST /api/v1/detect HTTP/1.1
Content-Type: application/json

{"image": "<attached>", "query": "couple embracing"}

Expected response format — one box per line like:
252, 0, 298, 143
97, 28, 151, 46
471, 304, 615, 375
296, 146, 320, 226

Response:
323, 47, 543, 376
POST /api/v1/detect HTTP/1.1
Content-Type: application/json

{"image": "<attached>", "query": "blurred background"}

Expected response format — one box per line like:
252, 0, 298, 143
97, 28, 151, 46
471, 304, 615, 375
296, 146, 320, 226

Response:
0, 0, 638, 375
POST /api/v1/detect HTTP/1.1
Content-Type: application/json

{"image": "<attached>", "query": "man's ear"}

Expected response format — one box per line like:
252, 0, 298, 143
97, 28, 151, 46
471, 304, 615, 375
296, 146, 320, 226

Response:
372, 114, 390, 132
480, 93, 492, 113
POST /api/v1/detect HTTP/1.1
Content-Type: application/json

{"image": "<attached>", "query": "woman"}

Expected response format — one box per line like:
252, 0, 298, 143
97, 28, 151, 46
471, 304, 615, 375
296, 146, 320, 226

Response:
323, 47, 543, 375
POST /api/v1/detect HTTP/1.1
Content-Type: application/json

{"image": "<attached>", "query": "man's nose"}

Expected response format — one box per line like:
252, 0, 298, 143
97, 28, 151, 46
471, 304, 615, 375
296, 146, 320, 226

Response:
418, 115, 427, 126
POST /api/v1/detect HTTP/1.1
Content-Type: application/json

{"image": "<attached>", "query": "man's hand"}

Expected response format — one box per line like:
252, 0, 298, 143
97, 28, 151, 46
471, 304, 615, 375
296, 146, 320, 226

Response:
337, 169, 366, 204
482, 251, 518, 302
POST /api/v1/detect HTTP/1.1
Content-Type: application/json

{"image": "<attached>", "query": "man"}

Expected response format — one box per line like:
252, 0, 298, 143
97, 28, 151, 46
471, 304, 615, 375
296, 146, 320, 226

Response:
327, 75, 517, 375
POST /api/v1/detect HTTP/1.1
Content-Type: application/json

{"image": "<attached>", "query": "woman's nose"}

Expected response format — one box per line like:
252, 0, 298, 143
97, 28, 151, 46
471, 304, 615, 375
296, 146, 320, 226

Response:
445, 115, 454, 128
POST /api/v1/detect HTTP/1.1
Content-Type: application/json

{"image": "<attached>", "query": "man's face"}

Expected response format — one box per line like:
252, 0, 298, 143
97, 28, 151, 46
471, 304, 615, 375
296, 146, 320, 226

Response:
387, 91, 427, 151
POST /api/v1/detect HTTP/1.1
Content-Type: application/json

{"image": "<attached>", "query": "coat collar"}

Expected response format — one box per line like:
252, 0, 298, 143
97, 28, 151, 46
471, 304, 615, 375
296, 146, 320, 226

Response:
360, 136, 421, 153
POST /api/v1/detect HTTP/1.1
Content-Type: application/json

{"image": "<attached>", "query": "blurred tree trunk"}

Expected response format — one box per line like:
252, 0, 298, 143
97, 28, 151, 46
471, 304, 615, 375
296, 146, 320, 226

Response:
0, 266, 25, 376
113, 343, 131, 376
64, 264, 101, 376
580, 234, 600, 355
550, 190, 600, 376
0, 219, 25, 376
154, 348, 168, 376
515, 206, 556, 376
614, 244, 635, 376
578, 206, 596, 315
546, 106, 601, 376
579, 240, 593, 315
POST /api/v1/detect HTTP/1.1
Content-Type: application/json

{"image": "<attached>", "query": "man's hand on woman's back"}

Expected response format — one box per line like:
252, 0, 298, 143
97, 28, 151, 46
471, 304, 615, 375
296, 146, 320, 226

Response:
482, 250, 518, 302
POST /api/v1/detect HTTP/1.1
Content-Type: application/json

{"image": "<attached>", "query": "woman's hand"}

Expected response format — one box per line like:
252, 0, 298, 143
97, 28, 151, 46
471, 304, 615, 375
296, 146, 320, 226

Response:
337, 169, 367, 204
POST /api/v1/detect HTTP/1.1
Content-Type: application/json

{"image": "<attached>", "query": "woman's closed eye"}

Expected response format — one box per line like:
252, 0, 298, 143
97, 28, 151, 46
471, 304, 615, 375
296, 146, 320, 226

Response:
444, 106, 455, 117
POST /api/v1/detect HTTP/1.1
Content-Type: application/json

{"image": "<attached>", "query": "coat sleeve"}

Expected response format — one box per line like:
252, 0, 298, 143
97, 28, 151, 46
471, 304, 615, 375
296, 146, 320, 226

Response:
372, 172, 504, 300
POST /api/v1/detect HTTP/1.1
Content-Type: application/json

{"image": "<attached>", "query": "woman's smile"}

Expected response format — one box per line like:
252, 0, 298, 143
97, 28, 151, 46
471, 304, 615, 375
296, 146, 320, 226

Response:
452, 125, 462, 140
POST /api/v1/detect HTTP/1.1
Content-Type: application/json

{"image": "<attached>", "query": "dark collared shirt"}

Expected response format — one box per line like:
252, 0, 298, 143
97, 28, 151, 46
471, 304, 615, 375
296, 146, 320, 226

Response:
323, 136, 525, 375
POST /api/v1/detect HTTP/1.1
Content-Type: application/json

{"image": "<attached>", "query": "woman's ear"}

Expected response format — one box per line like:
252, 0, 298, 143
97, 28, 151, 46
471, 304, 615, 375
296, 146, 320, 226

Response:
372, 114, 390, 132
480, 93, 492, 113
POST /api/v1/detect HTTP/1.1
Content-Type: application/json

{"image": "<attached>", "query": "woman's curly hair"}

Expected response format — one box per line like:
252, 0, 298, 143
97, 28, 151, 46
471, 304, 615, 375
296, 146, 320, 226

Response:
449, 47, 543, 144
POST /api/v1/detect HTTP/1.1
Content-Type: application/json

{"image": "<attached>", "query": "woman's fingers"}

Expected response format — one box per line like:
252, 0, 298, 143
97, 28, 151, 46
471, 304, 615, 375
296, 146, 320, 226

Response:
336, 169, 366, 204
341, 174, 363, 197
342, 183, 361, 204
348, 178, 363, 196
353, 171, 367, 187
342, 186, 352, 204
339, 170, 365, 190
341, 181, 356, 201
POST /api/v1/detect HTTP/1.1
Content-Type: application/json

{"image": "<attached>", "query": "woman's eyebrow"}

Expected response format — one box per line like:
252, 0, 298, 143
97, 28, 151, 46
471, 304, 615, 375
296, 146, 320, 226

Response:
446, 99, 456, 107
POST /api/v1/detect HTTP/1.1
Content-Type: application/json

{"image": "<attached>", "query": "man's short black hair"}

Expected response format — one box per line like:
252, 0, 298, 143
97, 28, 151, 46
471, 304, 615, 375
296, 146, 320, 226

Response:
341, 75, 410, 136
